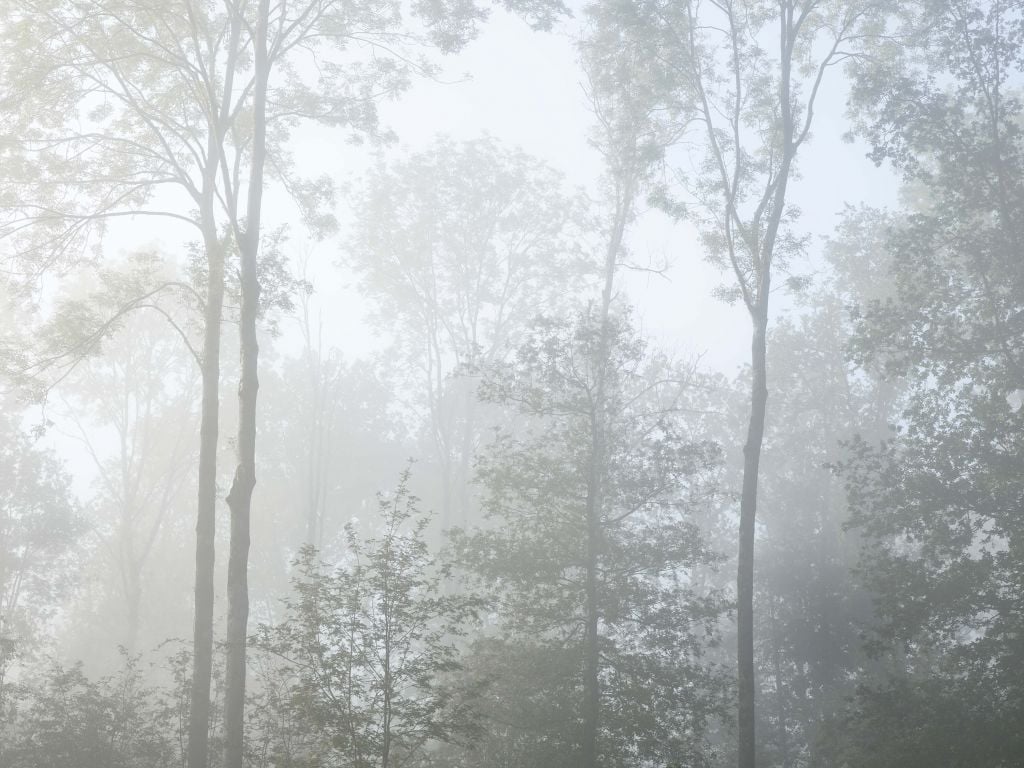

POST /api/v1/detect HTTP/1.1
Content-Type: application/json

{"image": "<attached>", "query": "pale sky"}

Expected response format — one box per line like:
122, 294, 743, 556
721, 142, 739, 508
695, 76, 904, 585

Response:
282, 8, 900, 376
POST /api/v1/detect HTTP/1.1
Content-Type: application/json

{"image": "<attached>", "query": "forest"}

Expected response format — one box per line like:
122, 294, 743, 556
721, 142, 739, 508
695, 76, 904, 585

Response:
0, 0, 1021, 766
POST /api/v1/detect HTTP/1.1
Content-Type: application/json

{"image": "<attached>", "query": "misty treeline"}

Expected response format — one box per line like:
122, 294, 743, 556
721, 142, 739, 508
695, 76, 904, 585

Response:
0, 0, 1021, 766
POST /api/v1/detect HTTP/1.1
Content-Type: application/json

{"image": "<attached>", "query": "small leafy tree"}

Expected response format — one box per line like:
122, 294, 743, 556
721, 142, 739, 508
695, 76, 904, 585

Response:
0, 405, 81, 714
252, 471, 482, 768
0, 653, 184, 768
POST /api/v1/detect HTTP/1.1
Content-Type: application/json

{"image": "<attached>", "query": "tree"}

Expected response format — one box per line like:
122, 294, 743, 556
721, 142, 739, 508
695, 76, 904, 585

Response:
50, 307, 199, 659
745, 283, 898, 767
250, 345, 406, 611
453, 310, 727, 768
827, 3, 1024, 761
0, 652, 190, 768
582, 2, 877, 762
347, 136, 591, 529
251, 471, 482, 768
0, 406, 81, 715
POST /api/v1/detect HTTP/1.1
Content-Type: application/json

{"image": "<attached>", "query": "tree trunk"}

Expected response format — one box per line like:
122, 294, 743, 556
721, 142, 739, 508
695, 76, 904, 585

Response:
738, 15, 795, 762
738, 310, 768, 768
456, 379, 476, 528
222, 232, 259, 767
582, 476, 601, 768
223, 2, 269, 765
382, 587, 393, 768
305, 351, 323, 546
187, 239, 223, 768
124, 557, 141, 656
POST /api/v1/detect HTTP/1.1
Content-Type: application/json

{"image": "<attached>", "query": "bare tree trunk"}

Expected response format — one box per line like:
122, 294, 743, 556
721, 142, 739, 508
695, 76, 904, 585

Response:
581, 474, 602, 768
305, 353, 323, 546
738, 312, 767, 768
222, 234, 258, 764
382, 585, 393, 768
187, 239, 224, 768
737, 9, 801, 761
124, 558, 142, 656
223, 2, 269, 765
188, 4, 244, 757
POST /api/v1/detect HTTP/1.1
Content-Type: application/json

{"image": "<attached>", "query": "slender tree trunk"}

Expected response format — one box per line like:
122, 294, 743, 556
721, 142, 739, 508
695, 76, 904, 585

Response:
583, 339, 609, 766
188, 238, 224, 768
457, 380, 476, 527
737, 10, 799, 762
125, 558, 142, 656
582, 473, 602, 768
736, 166, 787, 768
222, 233, 259, 762
738, 310, 767, 768
305, 352, 322, 545
188, 5, 244, 759
382, 582, 393, 768
223, 2, 269, 764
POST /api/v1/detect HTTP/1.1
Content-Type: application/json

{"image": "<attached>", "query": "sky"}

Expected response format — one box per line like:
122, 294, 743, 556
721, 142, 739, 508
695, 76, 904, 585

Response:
277, 7, 900, 376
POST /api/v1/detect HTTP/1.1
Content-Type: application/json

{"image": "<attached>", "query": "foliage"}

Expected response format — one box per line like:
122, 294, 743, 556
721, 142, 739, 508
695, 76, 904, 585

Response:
0, 0, 570, 284
253, 350, 405, 580
251, 471, 482, 768
747, 286, 899, 767
346, 136, 594, 523
349, 137, 591, 372
451, 309, 728, 768
584, 0, 878, 302
0, 407, 81, 688
833, 2, 1024, 763
817, 674, 1024, 768
0, 653, 186, 768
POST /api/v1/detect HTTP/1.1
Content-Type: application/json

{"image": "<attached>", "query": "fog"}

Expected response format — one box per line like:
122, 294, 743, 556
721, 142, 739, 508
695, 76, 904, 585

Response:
0, 1, 1019, 767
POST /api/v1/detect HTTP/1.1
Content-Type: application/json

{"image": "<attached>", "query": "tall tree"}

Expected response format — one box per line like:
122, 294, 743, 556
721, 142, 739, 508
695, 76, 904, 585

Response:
583, 2, 875, 762
830, 3, 1024, 764
252, 471, 482, 768
747, 280, 898, 766
221, 5, 268, 764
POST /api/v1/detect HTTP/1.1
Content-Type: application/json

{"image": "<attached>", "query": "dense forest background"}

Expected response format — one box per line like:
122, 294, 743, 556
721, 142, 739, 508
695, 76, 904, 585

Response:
1, 0, 1022, 766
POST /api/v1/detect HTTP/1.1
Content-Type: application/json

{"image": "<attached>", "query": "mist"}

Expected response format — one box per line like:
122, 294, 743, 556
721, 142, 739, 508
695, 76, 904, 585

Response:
0, 1, 1019, 767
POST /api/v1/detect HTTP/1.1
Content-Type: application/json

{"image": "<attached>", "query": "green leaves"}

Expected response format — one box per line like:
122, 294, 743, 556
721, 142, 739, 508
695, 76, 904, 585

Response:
453, 309, 727, 768
833, 3, 1024, 762
0, 407, 81, 675
252, 471, 482, 767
